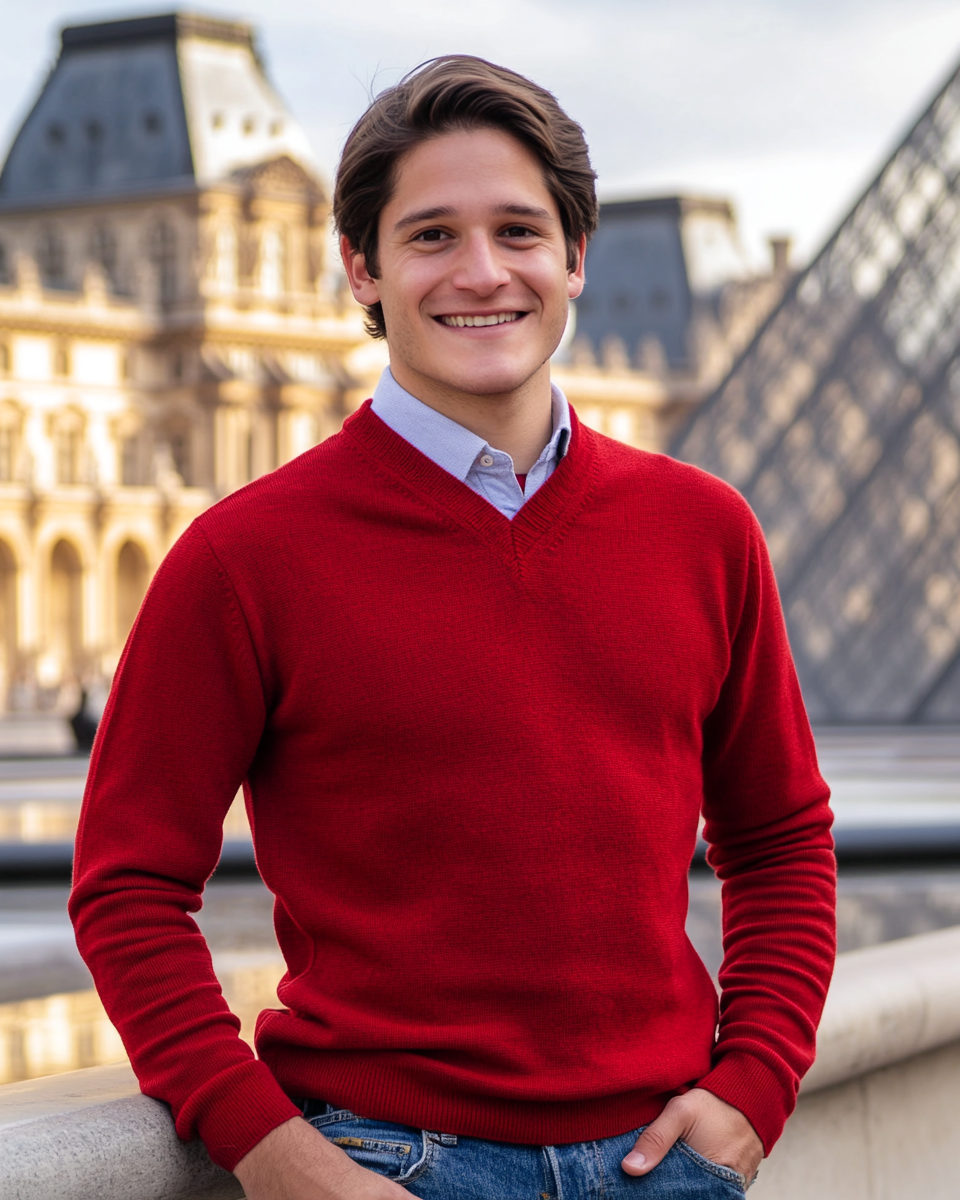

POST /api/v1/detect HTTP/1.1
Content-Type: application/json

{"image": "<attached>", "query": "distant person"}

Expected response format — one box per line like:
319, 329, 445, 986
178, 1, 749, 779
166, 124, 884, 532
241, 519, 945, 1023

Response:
70, 57, 836, 1199
68, 687, 99, 754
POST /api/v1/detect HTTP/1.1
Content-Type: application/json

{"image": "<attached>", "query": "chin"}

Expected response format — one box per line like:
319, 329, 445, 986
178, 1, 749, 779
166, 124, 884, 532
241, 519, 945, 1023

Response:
437, 360, 542, 399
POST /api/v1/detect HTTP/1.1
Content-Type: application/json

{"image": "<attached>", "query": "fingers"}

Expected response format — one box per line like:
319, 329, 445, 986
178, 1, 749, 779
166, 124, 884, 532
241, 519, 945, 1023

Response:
621, 1099, 688, 1176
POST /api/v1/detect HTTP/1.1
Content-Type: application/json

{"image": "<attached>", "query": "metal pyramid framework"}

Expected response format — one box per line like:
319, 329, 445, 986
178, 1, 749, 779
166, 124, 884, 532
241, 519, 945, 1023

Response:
672, 60, 960, 723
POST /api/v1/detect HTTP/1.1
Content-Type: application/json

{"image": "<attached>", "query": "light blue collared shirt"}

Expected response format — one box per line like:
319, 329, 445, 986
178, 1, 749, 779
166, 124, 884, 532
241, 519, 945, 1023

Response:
371, 368, 571, 520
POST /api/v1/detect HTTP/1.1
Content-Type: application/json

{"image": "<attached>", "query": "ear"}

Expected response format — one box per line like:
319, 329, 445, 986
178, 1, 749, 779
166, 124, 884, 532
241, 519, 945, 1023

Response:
567, 233, 587, 301
340, 234, 381, 306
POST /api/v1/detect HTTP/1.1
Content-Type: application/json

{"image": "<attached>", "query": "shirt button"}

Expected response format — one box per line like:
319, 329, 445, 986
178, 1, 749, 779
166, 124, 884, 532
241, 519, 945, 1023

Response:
479, 454, 494, 467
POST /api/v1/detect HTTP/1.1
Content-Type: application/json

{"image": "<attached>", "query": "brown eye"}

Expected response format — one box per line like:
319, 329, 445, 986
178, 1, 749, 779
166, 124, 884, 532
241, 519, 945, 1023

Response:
415, 229, 446, 242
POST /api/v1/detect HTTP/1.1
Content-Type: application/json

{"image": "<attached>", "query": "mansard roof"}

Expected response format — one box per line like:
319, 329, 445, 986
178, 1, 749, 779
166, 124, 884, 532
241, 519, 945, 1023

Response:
577, 194, 750, 370
0, 12, 319, 209
672, 59, 960, 724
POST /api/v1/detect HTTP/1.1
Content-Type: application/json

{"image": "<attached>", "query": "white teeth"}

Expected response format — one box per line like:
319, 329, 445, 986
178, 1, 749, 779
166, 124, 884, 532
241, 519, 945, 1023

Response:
441, 312, 519, 327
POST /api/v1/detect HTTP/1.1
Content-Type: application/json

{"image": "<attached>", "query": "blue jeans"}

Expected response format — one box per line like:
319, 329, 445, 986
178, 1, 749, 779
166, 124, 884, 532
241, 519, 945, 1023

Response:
303, 1102, 748, 1198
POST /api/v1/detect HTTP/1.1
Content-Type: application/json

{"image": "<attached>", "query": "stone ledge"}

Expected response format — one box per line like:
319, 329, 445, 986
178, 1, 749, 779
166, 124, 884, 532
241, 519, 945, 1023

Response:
803, 924, 960, 1092
0, 1064, 241, 1200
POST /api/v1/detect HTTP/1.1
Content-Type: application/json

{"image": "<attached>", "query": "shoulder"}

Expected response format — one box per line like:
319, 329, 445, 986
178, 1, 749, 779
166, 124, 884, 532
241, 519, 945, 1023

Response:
582, 423, 759, 537
195, 429, 357, 542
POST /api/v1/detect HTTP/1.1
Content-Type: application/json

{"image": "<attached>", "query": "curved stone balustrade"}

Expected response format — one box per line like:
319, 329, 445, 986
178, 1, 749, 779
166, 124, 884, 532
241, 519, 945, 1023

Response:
0, 1063, 241, 1200
802, 924, 960, 1093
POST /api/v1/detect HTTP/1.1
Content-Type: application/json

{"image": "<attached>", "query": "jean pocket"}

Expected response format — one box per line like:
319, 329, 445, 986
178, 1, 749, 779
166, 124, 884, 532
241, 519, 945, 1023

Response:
676, 1140, 747, 1193
306, 1112, 435, 1185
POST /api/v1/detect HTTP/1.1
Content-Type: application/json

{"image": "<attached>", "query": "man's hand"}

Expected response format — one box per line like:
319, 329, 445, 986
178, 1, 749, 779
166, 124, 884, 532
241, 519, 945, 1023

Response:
233, 1116, 409, 1200
621, 1088, 763, 1183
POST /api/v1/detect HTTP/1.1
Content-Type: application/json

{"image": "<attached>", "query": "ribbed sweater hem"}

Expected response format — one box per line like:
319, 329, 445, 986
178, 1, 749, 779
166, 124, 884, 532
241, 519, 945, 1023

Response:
263, 1047, 679, 1146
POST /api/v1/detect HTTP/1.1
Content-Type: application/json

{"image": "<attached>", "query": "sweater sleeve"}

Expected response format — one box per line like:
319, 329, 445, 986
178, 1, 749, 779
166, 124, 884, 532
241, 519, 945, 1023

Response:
69, 523, 301, 1172
693, 513, 837, 1154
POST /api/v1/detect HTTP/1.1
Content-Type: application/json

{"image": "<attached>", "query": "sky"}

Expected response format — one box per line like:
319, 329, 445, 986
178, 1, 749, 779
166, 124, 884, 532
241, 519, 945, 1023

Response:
2, 0, 960, 270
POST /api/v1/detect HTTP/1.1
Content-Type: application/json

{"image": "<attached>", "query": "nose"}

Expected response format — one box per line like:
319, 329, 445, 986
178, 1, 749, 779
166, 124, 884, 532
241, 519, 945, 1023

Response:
451, 231, 511, 296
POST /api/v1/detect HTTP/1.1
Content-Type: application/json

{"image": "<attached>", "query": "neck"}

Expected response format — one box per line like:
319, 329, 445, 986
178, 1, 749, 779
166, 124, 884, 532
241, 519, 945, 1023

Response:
388, 361, 554, 474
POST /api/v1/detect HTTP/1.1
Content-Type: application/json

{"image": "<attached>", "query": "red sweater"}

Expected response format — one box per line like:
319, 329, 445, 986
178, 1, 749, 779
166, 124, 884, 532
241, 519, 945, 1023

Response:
70, 402, 835, 1171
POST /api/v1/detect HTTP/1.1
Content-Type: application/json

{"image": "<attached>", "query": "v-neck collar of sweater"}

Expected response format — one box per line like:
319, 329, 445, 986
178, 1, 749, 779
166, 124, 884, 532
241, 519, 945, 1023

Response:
341, 398, 598, 564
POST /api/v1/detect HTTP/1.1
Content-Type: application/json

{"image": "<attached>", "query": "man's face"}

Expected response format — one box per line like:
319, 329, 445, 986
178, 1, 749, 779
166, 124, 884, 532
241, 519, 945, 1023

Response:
343, 127, 585, 404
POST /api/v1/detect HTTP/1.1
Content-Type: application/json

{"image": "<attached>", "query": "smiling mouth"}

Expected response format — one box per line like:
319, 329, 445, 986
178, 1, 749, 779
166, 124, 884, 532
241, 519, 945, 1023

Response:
436, 312, 525, 327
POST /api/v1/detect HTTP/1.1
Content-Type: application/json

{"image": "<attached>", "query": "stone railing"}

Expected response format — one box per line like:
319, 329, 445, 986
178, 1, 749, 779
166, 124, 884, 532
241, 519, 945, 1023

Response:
752, 924, 960, 1200
3, 926, 960, 1200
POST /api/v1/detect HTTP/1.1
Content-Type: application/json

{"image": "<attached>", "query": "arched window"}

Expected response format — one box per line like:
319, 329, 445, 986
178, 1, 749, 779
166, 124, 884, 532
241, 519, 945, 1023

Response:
149, 220, 177, 304
116, 541, 149, 644
50, 540, 82, 683
36, 226, 66, 288
259, 226, 285, 298
0, 540, 17, 710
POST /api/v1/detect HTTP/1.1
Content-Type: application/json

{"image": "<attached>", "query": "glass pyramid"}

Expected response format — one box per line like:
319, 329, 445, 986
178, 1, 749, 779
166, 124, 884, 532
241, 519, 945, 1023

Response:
672, 62, 960, 723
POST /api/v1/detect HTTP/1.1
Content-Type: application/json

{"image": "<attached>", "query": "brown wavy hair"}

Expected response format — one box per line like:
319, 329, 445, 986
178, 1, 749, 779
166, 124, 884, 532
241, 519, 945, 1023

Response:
334, 55, 598, 339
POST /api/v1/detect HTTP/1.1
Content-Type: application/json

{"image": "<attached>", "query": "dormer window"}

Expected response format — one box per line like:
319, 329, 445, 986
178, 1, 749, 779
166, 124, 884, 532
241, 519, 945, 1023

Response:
46, 123, 66, 148
242, 116, 256, 136
148, 220, 177, 305
37, 226, 67, 289
269, 119, 283, 137
211, 112, 225, 131
90, 224, 118, 290
143, 111, 163, 135
85, 119, 104, 144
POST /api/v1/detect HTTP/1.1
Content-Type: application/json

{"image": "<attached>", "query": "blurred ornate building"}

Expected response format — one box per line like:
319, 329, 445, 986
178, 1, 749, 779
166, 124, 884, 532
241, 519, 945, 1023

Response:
563, 195, 793, 446
0, 13, 381, 709
674, 57, 960, 723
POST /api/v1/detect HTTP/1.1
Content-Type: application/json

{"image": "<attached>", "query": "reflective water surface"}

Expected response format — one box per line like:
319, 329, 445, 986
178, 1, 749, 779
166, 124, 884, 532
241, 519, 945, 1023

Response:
0, 948, 285, 1085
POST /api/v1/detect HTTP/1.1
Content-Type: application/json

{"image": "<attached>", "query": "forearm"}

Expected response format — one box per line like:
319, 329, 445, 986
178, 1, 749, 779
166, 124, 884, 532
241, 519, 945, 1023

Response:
697, 797, 837, 1151
71, 859, 301, 1166
68, 522, 296, 1168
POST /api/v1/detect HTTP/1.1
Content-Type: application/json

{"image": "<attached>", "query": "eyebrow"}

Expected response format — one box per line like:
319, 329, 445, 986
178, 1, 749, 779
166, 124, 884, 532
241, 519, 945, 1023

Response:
392, 203, 554, 232
393, 206, 456, 232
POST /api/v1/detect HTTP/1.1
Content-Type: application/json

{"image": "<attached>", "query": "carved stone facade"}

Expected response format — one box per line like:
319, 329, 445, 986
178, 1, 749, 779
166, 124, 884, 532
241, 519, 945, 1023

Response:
0, 14, 380, 710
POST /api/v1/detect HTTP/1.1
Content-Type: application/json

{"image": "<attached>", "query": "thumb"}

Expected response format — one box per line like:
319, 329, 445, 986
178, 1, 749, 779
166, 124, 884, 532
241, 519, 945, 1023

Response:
622, 1102, 687, 1176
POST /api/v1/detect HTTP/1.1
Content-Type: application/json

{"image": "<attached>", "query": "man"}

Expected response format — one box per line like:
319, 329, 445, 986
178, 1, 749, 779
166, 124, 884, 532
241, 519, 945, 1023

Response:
70, 56, 836, 1199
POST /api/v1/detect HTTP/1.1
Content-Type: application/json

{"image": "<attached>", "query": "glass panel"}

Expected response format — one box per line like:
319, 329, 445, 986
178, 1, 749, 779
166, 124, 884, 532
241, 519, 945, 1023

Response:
673, 64, 960, 721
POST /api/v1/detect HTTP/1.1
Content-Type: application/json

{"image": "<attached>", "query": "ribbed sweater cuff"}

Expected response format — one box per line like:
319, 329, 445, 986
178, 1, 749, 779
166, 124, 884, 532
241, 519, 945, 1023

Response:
695, 1052, 795, 1155
183, 1058, 302, 1172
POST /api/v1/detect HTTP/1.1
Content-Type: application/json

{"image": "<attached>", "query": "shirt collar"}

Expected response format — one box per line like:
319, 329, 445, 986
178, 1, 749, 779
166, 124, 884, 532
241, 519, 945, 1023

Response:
371, 367, 571, 483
